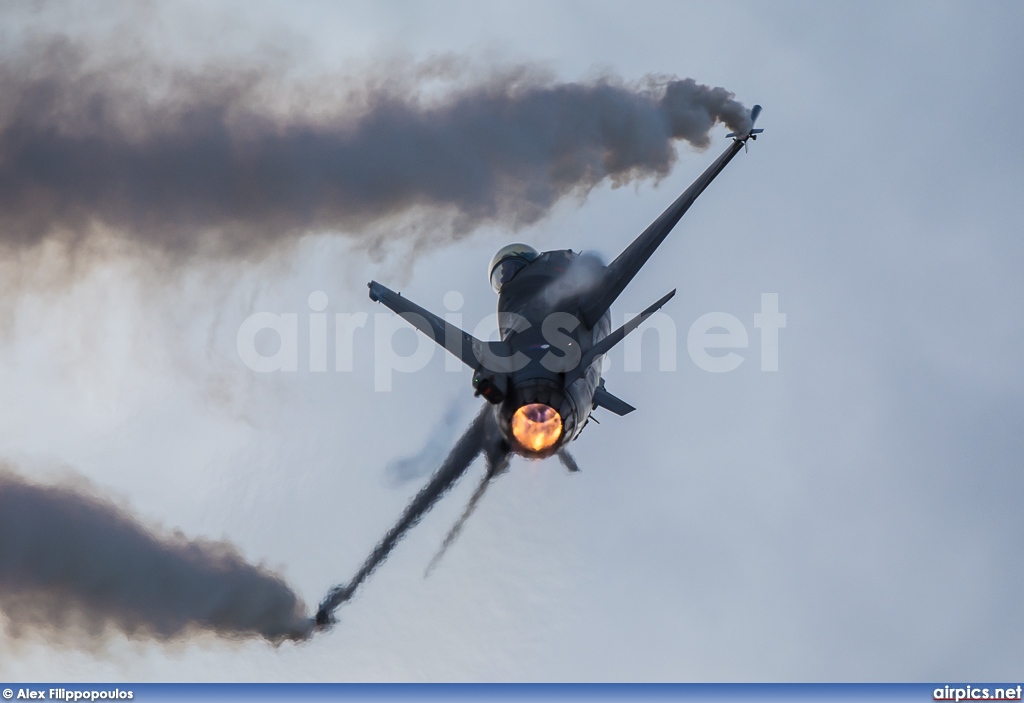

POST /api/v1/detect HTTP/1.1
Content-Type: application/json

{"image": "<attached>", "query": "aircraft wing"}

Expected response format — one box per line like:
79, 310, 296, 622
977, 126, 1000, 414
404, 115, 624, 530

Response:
368, 281, 484, 369
578, 105, 762, 329
368, 281, 516, 374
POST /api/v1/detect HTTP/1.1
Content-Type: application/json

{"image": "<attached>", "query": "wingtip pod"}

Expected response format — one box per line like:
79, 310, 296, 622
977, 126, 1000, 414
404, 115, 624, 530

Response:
314, 607, 335, 630
314, 582, 354, 631
367, 280, 385, 303
726, 104, 764, 140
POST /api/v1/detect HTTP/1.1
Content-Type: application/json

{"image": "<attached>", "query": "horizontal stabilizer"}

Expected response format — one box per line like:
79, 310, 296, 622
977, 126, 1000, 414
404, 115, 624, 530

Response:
593, 384, 635, 416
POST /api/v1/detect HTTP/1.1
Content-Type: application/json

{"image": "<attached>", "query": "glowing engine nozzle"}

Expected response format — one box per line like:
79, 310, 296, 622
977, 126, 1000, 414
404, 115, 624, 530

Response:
511, 403, 563, 453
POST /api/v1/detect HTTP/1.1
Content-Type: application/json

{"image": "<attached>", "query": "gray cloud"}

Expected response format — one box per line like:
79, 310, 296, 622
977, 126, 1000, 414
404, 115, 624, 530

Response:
0, 468, 311, 644
0, 38, 750, 260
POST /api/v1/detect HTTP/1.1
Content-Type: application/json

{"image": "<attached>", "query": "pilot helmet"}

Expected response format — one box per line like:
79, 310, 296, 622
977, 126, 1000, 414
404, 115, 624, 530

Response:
489, 243, 540, 293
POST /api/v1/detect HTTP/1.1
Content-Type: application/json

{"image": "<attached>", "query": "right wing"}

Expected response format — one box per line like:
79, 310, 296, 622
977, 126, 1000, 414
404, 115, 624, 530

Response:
577, 105, 762, 329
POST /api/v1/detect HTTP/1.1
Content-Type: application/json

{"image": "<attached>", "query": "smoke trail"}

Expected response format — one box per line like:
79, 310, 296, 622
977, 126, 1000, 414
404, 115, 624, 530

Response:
317, 404, 493, 624
424, 447, 512, 578
0, 38, 752, 260
0, 468, 311, 644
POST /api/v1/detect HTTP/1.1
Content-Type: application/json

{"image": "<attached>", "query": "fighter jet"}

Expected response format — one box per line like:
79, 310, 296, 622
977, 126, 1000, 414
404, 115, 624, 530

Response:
315, 105, 764, 627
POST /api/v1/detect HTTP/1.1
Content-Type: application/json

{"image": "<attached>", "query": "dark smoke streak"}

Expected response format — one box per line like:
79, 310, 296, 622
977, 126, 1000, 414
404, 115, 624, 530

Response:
423, 448, 511, 578
0, 39, 751, 259
0, 469, 311, 644
317, 404, 493, 623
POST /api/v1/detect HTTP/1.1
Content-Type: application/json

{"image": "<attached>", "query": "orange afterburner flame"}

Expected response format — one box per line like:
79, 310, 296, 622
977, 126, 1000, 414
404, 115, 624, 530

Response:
511, 403, 563, 452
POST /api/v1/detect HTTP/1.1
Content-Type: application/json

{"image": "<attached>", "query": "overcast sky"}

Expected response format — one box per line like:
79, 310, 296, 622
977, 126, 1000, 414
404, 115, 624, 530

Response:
0, 0, 1022, 682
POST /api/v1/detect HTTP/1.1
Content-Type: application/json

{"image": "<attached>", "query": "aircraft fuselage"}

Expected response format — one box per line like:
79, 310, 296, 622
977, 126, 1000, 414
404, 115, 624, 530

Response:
492, 249, 611, 457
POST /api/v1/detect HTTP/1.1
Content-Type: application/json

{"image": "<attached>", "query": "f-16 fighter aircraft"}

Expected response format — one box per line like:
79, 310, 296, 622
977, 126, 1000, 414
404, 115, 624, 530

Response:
316, 105, 764, 628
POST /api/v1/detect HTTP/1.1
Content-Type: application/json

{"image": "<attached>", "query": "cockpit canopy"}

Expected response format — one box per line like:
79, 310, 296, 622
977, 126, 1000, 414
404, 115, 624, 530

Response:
489, 243, 540, 293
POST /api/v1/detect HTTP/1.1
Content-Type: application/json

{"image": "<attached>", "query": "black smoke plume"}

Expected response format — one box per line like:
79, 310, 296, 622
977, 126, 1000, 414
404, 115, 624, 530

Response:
0, 38, 751, 260
0, 468, 311, 644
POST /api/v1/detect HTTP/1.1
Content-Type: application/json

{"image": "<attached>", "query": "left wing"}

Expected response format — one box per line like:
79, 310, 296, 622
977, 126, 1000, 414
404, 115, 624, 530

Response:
368, 281, 483, 368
